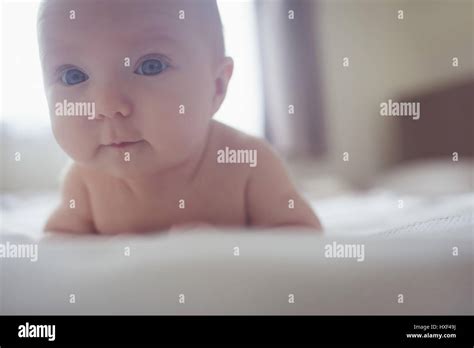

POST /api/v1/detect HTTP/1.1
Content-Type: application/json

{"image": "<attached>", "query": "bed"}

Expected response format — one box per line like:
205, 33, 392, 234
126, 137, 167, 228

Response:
1, 160, 473, 315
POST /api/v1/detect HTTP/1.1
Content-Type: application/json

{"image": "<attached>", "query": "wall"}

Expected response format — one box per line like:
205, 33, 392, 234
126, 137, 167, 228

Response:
314, 0, 473, 187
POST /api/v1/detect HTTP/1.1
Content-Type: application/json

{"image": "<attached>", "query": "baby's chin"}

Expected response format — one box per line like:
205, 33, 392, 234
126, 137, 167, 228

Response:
79, 158, 164, 180
93, 160, 160, 179
81, 147, 161, 179
73, 142, 193, 179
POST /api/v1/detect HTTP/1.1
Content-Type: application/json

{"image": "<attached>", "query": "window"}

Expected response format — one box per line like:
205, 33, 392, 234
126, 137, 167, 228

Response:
215, 0, 264, 136
1, 0, 49, 134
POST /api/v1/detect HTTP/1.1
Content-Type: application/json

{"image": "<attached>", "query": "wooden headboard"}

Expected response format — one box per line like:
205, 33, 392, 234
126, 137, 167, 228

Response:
397, 79, 474, 163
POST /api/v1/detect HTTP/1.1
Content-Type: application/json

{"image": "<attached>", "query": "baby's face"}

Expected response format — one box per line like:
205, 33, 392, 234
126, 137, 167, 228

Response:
39, 0, 221, 177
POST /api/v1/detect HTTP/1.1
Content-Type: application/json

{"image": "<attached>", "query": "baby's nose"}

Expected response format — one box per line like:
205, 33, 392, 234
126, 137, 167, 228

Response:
93, 86, 132, 120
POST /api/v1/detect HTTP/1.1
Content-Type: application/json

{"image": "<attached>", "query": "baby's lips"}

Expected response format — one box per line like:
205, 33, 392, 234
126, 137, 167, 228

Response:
104, 139, 144, 148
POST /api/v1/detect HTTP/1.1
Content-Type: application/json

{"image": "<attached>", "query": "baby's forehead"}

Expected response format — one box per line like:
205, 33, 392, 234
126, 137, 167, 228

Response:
40, 0, 187, 17
38, 0, 220, 67
39, 0, 199, 38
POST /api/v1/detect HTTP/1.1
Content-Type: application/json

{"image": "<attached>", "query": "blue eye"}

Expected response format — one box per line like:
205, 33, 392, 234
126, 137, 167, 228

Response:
135, 58, 167, 76
61, 68, 88, 86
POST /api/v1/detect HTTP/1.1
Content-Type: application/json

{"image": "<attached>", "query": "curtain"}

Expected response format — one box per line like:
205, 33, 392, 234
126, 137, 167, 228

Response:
255, 0, 326, 157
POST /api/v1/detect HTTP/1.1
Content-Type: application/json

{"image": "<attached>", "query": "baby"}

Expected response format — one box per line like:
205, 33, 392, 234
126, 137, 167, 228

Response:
38, 0, 322, 234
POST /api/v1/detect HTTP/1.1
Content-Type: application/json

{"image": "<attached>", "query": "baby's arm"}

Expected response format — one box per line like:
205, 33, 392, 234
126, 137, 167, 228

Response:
245, 139, 322, 230
44, 163, 95, 234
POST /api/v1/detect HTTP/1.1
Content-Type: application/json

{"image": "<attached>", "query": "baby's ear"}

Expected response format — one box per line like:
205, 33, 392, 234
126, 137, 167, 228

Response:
211, 57, 234, 115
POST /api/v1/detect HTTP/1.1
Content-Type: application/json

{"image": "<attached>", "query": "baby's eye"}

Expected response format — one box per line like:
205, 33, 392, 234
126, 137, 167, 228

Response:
61, 68, 89, 86
135, 58, 168, 76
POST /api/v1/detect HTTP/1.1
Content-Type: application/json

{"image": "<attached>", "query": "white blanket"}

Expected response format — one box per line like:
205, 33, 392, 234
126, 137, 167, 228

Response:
1, 190, 472, 315
2, 190, 473, 237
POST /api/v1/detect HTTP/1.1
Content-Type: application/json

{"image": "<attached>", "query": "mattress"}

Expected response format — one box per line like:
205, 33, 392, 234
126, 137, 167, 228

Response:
2, 189, 473, 237
0, 190, 473, 315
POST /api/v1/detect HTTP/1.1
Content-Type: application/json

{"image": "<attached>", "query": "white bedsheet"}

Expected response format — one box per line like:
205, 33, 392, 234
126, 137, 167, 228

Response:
1, 225, 472, 315
1, 189, 473, 237
1, 189, 472, 315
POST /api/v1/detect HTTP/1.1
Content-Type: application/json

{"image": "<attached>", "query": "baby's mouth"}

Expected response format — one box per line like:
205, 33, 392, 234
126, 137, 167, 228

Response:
106, 140, 145, 148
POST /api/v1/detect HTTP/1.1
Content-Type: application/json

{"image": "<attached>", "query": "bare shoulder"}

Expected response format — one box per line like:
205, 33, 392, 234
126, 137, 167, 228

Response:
62, 161, 87, 186
62, 160, 108, 191
209, 120, 288, 178
213, 123, 322, 230
210, 120, 275, 164
44, 162, 95, 233
205, 121, 321, 229
210, 120, 264, 149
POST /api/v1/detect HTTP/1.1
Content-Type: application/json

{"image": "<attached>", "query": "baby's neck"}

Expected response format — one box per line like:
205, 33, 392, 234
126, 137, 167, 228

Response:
119, 154, 203, 195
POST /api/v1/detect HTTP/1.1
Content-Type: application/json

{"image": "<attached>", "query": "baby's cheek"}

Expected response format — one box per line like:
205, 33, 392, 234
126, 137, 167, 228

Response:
143, 109, 209, 158
134, 77, 213, 163
52, 117, 98, 162
47, 89, 100, 162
